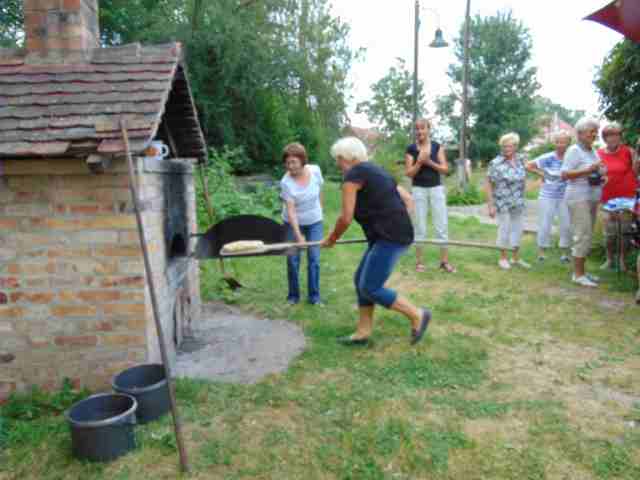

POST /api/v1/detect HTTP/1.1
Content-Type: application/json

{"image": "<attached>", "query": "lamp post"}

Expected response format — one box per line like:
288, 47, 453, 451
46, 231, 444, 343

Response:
458, 0, 471, 189
412, 0, 448, 134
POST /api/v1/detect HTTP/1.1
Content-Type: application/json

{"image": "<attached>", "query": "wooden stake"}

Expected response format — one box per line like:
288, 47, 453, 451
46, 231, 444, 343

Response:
120, 119, 190, 474
196, 161, 242, 289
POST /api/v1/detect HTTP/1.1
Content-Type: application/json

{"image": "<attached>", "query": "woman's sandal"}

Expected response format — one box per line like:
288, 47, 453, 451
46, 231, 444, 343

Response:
411, 308, 431, 345
439, 262, 457, 273
416, 263, 426, 273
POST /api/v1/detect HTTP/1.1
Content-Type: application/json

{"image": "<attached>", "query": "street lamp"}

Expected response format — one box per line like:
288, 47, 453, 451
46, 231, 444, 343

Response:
412, 0, 448, 132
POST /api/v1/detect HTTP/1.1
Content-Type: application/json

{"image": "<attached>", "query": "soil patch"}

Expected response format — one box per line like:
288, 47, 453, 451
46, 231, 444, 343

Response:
175, 302, 306, 384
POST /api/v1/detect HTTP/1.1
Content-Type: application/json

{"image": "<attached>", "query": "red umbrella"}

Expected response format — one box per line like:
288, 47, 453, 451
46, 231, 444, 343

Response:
585, 0, 640, 43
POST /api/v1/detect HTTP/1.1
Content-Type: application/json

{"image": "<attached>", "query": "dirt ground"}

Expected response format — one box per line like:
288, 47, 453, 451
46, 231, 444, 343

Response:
174, 302, 306, 384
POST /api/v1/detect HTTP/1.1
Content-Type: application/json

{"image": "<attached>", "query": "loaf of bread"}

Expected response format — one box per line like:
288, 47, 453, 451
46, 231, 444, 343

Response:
220, 240, 265, 254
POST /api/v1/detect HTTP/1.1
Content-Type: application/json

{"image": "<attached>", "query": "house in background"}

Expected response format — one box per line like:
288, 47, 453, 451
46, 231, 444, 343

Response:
0, 0, 206, 400
525, 113, 577, 152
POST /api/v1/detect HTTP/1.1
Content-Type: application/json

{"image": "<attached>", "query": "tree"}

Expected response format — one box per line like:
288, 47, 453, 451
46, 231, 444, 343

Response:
0, 0, 23, 48
356, 58, 426, 137
97, 0, 358, 173
438, 11, 540, 161
595, 39, 640, 146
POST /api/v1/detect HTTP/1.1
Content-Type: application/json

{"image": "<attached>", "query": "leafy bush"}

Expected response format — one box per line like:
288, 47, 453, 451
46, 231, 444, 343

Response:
447, 183, 486, 206
225, 149, 255, 175
370, 132, 411, 183
1, 378, 89, 421
0, 379, 90, 448
196, 147, 282, 230
0, 415, 7, 448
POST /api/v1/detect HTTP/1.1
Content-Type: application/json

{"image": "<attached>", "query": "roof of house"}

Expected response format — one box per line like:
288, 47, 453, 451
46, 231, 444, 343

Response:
0, 42, 207, 160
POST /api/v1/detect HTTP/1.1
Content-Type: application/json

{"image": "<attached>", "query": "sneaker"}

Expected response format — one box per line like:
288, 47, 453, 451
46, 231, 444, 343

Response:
572, 275, 598, 288
559, 255, 570, 264
600, 259, 613, 270
498, 258, 511, 270
586, 273, 600, 283
537, 255, 545, 262
511, 259, 531, 269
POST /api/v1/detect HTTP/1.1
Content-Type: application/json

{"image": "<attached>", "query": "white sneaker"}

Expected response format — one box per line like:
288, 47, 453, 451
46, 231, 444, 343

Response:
498, 259, 511, 270
572, 275, 598, 287
511, 259, 531, 269
586, 273, 600, 283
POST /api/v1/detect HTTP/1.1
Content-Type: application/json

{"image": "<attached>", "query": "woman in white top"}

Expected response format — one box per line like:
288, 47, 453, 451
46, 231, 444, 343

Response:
561, 118, 603, 288
280, 143, 324, 305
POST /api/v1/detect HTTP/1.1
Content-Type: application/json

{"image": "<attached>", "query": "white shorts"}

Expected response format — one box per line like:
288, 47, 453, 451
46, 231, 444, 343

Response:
411, 185, 449, 243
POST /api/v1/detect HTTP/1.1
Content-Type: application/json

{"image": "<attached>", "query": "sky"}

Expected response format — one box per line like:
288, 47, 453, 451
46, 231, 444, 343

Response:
328, 0, 624, 128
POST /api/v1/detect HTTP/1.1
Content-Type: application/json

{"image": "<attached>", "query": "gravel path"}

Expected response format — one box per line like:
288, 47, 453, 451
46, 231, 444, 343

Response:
174, 302, 306, 384
449, 199, 541, 233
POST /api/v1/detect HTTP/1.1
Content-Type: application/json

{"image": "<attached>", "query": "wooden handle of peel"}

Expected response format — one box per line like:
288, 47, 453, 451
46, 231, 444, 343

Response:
221, 238, 512, 256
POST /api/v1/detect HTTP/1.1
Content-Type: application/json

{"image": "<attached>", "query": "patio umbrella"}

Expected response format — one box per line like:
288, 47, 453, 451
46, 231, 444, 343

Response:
585, 0, 640, 43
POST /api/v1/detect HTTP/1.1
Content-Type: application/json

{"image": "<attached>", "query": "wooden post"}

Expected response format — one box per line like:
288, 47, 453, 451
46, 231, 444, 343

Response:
120, 120, 191, 474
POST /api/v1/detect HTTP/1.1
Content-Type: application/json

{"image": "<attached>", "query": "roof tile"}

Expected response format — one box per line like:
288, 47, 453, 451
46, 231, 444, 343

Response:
0, 42, 205, 160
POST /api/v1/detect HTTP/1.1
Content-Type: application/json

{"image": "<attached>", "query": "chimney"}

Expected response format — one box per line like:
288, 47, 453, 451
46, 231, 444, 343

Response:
24, 0, 99, 63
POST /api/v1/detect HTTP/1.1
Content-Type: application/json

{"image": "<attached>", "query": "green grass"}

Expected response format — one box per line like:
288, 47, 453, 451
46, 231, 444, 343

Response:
1, 181, 639, 479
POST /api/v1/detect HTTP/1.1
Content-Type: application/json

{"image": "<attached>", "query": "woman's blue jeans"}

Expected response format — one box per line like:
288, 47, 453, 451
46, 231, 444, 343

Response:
354, 240, 409, 308
285, 221, 323, 304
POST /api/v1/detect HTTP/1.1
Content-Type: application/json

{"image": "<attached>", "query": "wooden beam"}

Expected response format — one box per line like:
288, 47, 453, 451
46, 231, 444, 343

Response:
86, 154, 113, 174
163, 122, 179, 158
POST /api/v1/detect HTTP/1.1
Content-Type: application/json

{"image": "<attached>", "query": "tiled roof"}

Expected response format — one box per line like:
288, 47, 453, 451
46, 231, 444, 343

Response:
0, 42, 206, 160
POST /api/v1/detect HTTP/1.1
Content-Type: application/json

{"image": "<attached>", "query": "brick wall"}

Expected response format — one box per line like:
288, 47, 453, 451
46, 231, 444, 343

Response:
136, 157, 200, 366
0, 156, 200, 400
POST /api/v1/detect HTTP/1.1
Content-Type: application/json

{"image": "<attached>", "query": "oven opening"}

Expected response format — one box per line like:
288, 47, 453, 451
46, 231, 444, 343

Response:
169, 233, 187, 258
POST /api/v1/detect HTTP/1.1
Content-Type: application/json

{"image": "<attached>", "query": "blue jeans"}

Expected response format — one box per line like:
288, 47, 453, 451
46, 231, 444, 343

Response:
285, 221, 323, 303
354, 240, 409, 308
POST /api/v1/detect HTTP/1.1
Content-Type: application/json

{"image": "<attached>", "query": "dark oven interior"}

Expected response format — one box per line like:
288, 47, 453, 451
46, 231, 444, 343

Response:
163, 167, 189, 260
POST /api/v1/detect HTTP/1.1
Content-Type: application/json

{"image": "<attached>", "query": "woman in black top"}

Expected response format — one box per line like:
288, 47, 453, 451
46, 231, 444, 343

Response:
322, 137, 431, 346
405, 118, 455, 273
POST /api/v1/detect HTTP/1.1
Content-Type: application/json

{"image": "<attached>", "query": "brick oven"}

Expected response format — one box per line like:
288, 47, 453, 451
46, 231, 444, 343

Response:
0, 0, 206, 399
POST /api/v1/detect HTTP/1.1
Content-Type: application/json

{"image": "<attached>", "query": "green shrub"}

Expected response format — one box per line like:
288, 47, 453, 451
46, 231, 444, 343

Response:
370, 133, 410, 183
0, 378, 89, 421
196, 147, 281, 230
0, 415, 7, 448
447, 183, 486, 206
0, 379, 90, 448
